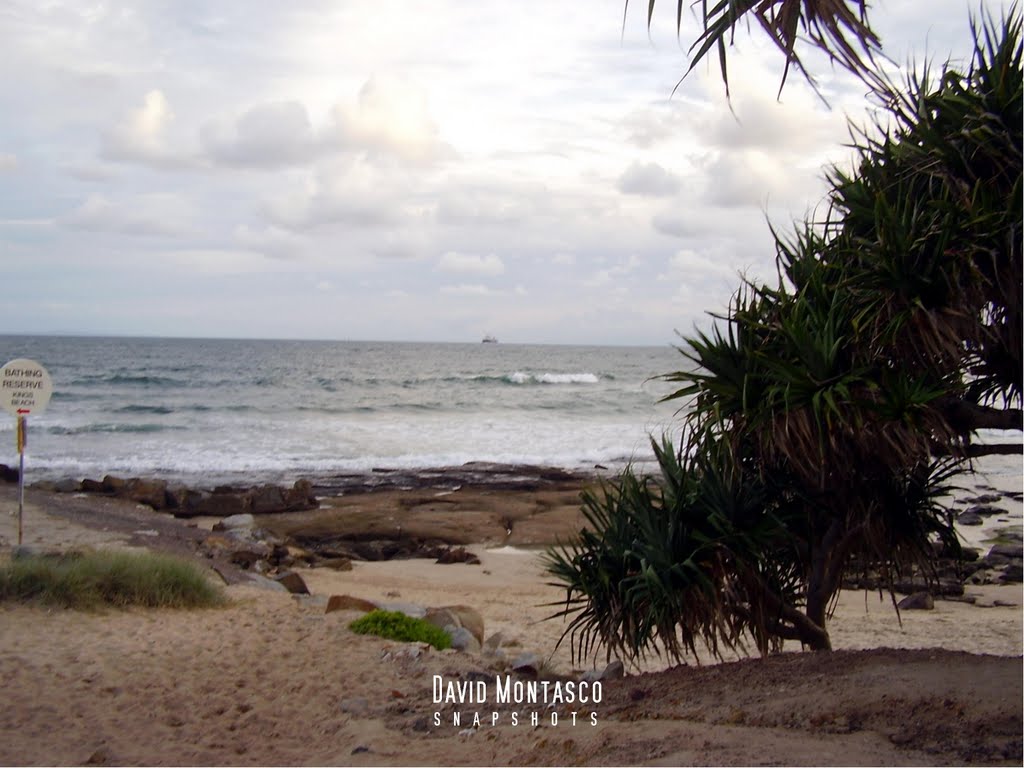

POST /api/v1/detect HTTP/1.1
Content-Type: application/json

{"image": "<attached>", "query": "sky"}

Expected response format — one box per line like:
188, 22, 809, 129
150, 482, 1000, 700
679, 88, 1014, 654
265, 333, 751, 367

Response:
0, 1, 1011, 346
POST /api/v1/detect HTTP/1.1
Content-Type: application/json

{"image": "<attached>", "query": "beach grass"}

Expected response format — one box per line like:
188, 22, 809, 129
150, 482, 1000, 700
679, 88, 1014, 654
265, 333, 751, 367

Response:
349, 609, 452, 650
0, 549, 226, 609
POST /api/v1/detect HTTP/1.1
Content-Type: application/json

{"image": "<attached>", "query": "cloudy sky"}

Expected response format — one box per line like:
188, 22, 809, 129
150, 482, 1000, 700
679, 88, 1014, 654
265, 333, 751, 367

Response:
0, 1, 1009, 345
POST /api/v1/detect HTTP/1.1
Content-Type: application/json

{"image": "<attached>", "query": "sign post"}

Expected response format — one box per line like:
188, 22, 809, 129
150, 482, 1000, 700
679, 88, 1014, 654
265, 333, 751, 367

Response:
1, 359, 53, 546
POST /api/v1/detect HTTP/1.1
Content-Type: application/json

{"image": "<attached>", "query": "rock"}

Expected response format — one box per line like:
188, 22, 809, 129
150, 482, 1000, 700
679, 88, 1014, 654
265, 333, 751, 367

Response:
215, 513, 256, 531
960, 546, 980, 562
965, 505, 1009, 518
317, 557, 353, 571
436, 547, 481, 565
957, 511, 983, 526
197, 491, 251, 518
283, 479, 317, 510
0, 464, 18, 483
602, 660, 625, 679
352, 540, 404, 561
101, 475, 127, 493
125, 478, 169, 510
966, 493, 1003, 504
897, 592, 935, 610
273, 571, 309, 595
325, 594, 378, 614
250, 484, 287, 514
423, 605, 485, 645
999, 563, 1023, 583
483, 632, 504, 654
53, 478, 82, 493
989, 543, 1024, 559
448, 627, 482, 653
229, 550, 267, 569
200, 533, 272, 562
80, 478, 107, 493
168, 488, 207, 518
511, 652, 542, 675
287, 545, 316, 564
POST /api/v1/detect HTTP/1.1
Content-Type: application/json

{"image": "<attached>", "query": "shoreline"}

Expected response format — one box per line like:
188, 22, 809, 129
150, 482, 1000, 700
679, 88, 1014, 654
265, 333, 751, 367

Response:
0, 469, 1021, 765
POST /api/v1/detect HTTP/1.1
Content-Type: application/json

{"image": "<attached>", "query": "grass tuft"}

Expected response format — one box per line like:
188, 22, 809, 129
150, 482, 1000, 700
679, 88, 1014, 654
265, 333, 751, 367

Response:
0, 549, 226, 609
349, 610, 452, 650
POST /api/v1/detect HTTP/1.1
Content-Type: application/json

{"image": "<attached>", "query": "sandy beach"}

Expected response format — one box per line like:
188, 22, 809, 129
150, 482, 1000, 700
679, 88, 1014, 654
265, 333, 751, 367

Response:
0, 464, 1021, 766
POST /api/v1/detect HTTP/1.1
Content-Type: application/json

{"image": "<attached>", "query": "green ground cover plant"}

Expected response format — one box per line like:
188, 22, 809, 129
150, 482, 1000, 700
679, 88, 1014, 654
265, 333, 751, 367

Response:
0, 549, 226, 609
349, 610, 452, 650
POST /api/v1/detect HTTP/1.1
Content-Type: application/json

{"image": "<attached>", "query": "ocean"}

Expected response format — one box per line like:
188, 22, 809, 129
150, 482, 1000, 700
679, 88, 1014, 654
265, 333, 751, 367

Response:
0, 336, 685, 489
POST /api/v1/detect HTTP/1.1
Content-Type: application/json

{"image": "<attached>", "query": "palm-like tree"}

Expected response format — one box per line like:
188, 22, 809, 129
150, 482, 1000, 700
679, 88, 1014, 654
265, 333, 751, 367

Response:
630, 0, 881, 95
547, 8, 1021, 663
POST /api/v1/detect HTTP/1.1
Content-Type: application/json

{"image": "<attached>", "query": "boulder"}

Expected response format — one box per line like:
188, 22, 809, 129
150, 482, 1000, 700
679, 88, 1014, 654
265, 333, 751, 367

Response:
957, 511, 983, 526
999, 563, 1023, 583
125, 478, 169, 510
965, 505, 1009, 518
602, 660, 625, 679
199, 533, 272, 563
273, 571, 309, 595
436, 547, 481, 565
80, 478, 107, 493
447, 627, 482, 654
53, 478, 82, 493
101, 475, 127, 493
424, 605, 484, 645
0, 464, 18, 483
897, 592, 934, 610
197, 492, 251, 518
167, 488, 206, 518
214, 513, 256, 531
483, 632, 504, 655
510, 652, 542, 676
250, 484, 286, 514
325, 594, 379, 614
989, 543, 1024, 559
283, 479, 317, 510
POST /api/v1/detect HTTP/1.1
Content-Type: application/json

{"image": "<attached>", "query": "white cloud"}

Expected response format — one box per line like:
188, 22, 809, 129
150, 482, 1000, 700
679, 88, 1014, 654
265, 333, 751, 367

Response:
101, 90, 190, 168
436, 251, 505, 276
326, 75, 455, 164
163, 248, 278, 275
440, 283, 492, 296
202, 101, 317, 168
0, 0, 998, 344
617, 160, 681, 197
61, 194, 194, 236
234, 224, 309, 260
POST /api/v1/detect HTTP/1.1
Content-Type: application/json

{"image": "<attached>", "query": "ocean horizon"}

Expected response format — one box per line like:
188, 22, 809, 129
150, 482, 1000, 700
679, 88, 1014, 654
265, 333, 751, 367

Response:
0, 334, 685, 489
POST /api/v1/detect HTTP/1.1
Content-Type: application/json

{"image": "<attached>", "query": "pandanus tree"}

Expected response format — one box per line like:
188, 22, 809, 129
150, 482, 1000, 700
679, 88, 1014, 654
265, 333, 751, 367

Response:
546, 8, 1022, 662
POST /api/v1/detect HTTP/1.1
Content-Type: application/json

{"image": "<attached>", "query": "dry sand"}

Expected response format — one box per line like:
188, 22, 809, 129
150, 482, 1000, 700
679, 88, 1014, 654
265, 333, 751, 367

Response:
0, 465, 1021, 766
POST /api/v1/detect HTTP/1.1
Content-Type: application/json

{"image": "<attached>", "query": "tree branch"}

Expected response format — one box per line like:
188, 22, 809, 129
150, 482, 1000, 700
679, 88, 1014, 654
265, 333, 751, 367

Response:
939, 398, 1023, 433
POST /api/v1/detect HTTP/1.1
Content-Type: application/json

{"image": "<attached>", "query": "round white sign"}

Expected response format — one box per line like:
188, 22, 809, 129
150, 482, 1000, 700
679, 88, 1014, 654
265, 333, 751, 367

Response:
1, 358, 54, 417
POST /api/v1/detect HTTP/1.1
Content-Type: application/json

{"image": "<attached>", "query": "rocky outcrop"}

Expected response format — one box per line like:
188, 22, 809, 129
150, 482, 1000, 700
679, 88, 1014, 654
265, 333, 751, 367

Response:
423, 605, 485, 646
326, 595, 379, 614
47, 475, 319, 518
897, 592, 935, 610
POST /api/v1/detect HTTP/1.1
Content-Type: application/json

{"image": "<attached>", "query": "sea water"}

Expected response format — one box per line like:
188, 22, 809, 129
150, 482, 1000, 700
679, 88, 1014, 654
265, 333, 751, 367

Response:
0, 336, 686, 487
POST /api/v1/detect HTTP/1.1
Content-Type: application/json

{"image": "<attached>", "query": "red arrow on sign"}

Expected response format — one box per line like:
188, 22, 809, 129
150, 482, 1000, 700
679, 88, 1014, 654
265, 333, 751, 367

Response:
16, 409, 29, 414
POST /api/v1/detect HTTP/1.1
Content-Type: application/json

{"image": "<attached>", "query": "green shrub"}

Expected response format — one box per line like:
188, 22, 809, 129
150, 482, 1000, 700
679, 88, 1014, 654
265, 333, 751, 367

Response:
349, 610, 452, 650
0, 550, 226, 609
